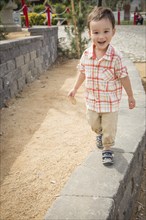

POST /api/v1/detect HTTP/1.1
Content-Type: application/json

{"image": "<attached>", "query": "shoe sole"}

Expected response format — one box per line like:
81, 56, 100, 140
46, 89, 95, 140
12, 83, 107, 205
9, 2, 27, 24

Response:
103, 161, 114, 166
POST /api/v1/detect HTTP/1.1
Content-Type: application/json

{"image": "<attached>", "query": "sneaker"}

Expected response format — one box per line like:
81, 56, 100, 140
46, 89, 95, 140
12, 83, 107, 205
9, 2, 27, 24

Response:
96, 134, 103, 149
102, 150, 114, 166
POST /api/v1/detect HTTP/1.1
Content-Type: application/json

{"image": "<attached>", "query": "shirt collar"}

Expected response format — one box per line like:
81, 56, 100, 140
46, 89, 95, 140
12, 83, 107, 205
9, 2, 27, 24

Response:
87, 44, 115, 61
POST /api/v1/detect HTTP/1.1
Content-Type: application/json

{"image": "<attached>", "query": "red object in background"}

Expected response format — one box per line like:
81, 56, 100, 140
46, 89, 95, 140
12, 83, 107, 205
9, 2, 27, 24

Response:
21, 0, 29, 28
134, 12, 137, 25
66, 7, 70, 13
46, 6, 51, 26
118, 10, 120, 25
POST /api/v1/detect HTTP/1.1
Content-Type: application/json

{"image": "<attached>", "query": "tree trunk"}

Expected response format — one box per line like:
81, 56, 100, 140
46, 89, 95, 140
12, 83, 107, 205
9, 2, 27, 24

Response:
98, 0, 103, 6
70, 0, 80, 58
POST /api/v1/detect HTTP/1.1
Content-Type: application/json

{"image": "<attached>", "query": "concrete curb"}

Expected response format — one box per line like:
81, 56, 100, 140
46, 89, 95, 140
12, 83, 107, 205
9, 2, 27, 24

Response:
44, 58, 145, 220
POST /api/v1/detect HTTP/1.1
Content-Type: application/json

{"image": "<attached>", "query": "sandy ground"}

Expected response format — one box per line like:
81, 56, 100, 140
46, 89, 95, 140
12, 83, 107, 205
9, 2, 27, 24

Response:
0, 59, 96, 220
0, 32, 145, 220
5, 31, 30, 40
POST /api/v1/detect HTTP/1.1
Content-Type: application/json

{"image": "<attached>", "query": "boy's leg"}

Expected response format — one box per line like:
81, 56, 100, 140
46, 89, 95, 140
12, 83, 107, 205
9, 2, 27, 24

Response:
101, 111, 118, 165
86, 109, 103, 148
101, 111, 118, 150
86, 109, 102, 134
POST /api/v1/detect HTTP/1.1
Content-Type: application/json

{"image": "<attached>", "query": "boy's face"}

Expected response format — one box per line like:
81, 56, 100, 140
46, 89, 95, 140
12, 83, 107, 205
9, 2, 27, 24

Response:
89, 18, 115, 52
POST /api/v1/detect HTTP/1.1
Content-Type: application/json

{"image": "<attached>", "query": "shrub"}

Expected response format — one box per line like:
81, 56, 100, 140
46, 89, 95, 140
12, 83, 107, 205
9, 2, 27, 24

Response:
21, 13, 46, 26
33, 4, 45, 13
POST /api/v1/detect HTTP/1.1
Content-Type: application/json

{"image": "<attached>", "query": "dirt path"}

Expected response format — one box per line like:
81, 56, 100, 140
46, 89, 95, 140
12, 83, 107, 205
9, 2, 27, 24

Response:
0, 60, 96, 220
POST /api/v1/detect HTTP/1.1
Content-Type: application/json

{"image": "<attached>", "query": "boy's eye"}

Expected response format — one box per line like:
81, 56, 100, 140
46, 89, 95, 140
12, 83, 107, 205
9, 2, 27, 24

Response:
104, 31, 109, 33
94, 32, 99, 34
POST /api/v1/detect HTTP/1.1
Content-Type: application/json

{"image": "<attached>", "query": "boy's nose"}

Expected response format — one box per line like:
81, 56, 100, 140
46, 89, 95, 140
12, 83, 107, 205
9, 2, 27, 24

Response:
98, 33, 104, 39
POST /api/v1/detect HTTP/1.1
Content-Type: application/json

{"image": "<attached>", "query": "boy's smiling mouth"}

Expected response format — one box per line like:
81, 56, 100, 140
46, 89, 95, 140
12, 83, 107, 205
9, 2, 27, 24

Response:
98, 41, 106, 45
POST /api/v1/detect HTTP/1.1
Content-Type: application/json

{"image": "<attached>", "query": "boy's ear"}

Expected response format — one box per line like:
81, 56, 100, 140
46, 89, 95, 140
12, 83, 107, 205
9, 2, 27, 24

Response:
113, 28, 116, 36
88, 30, 91, 38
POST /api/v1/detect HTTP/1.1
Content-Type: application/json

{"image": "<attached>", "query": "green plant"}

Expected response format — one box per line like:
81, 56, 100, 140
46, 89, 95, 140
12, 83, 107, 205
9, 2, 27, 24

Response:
21, 13, 46, 27
60, 0, 91, 59
35, 14, 46, 25
33, 4, 45, 13
55, 3, 66, 16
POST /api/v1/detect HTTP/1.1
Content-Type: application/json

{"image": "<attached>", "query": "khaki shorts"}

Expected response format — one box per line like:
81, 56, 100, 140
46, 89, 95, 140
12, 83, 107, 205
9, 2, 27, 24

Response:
86, 109, 118, 147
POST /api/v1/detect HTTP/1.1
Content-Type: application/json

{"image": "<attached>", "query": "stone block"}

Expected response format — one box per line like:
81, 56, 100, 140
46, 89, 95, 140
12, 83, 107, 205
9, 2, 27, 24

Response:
7, 60, 16, 72
31, 68, 38, 77
21, 64, 29, 76
19, 44, 31, 55
24, 53, 30, 64
36, 49, 43, 57
39, 56, 43, 64
3, 69, 18, 97
37, 65, 43, 75
9, 80, 18, 97
61, 151, 133, 198
9, 47, 20, 60
17, 76, 26, 91
0, 89, 10, 108
0, 63, 8, 77
15, 55, 25, 68
34, 58, 41, 68
0, 78, 3, 91
17, 67, 22, 79
45, 196, 114, 220
25, 71, 34, 83
30, 51, 37, 60
0, 50, 12, 63
3, 72, 13, 89
28, 60, 35, 70
41, 47, 47, 55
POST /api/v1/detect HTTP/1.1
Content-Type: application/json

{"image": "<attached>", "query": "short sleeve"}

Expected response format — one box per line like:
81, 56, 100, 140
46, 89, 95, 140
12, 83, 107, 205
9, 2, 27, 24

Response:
115, 56, 128, 79
77, 53, 85, 73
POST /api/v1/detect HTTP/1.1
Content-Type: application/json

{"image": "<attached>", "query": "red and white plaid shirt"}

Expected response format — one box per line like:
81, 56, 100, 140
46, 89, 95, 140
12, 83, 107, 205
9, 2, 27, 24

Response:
78, 44, 128, 113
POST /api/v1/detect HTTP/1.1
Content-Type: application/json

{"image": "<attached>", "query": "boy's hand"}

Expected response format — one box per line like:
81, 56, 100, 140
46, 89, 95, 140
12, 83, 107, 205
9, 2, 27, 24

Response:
68, 88, 77, 98
68, 89, 77, 105
128, 97, 136, 109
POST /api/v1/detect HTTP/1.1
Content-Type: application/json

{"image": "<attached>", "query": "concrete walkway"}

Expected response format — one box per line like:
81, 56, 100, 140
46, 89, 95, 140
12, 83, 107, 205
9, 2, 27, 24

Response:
44, 26, 145, 220
58, 25, 146, 63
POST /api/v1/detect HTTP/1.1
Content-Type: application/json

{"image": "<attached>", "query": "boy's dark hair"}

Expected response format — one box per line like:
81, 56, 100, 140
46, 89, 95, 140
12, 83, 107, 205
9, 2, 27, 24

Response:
87, 6, 115, 29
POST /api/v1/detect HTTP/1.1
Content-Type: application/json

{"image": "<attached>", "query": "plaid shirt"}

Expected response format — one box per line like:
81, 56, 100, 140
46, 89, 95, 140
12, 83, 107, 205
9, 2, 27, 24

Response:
78, 44, 128, 113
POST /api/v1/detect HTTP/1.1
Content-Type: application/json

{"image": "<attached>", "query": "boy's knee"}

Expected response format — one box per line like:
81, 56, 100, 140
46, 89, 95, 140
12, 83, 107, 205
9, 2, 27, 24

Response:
91, 125, 101, 134
86, 113, 101, 134
87, 117, 100, 133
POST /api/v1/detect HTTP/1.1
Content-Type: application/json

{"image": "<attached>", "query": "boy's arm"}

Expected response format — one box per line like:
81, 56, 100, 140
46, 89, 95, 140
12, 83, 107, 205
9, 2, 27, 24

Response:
120, 76, 136, 109
68, 72, 85, 97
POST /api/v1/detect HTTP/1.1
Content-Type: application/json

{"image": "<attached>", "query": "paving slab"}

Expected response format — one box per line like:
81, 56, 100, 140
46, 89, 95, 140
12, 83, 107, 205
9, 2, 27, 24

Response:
60, 151, 132, 197
45, 196, 114, 220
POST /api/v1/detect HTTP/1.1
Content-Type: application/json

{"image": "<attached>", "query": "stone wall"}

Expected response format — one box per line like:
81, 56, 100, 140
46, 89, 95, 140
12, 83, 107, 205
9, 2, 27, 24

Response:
0, 27, 58, 108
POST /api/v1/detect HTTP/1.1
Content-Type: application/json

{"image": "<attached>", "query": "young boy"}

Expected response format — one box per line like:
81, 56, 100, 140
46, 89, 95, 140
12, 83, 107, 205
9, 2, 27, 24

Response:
68, 6, 136, 166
